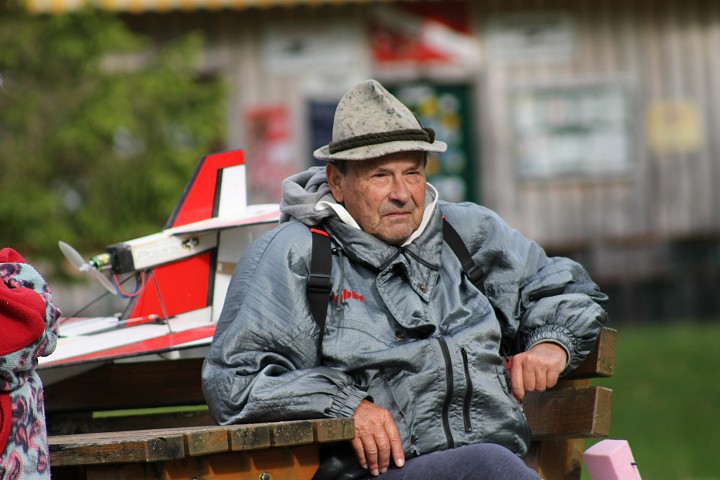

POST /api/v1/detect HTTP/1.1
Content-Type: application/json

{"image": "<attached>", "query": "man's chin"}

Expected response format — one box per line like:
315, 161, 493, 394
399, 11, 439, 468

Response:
377, 226, 415, 246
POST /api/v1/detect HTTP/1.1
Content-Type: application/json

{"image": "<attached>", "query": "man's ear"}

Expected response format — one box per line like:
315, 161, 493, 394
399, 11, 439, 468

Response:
326, 163, 344, 203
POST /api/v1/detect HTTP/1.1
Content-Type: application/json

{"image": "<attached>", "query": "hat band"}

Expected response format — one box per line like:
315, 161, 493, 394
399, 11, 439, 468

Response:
328, 128, 436, 154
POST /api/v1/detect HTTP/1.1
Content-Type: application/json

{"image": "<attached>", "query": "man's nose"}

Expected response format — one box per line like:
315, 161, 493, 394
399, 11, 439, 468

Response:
389, 176, 412, 202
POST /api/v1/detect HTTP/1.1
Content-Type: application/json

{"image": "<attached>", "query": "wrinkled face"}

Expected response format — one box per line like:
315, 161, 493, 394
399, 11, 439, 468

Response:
327, 151, 427, 246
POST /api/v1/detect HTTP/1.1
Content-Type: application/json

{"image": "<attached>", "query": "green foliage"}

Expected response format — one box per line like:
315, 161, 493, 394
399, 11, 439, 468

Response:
0, 7, 225, 270
583, 322, 720, 480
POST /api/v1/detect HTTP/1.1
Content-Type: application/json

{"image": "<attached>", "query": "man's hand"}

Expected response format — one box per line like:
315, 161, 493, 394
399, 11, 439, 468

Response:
509, 342, 568, 402
351, 399, 405, 476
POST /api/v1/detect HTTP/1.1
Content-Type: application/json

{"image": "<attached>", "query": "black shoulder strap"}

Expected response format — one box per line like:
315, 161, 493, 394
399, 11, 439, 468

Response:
308, 226, 333, 358
307, 219, 487, 357
442, 217, 486, 294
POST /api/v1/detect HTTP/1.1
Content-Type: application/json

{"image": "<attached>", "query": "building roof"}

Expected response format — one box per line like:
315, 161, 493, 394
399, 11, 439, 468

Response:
25, 0, 414, 14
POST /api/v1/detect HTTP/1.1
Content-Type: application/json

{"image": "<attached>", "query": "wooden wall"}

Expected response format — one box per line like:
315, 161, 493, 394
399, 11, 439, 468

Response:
474, 0, 720, 248
122, 0, 720, 319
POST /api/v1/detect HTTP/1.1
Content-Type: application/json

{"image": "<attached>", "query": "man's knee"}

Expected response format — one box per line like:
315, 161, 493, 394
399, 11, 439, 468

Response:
442, 443, 539, 479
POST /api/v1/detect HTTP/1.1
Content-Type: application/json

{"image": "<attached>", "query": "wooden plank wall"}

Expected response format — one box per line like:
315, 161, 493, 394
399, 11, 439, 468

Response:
475, 0, 720, 258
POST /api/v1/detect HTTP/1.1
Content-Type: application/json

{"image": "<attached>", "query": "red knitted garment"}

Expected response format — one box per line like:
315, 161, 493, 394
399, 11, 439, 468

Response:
0, 247, 49, 466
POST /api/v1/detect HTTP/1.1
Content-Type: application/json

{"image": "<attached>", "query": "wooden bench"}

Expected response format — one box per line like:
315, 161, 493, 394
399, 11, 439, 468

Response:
49, 419, 355, 480
44, 327, 616, 480
523, 326, 616, 479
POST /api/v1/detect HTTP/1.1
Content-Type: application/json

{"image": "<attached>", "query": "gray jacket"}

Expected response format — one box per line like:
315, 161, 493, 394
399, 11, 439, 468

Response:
202, 167, 608, 478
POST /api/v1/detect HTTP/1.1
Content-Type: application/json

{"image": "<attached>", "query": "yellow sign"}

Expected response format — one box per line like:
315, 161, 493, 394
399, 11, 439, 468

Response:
646, 101, 702, 155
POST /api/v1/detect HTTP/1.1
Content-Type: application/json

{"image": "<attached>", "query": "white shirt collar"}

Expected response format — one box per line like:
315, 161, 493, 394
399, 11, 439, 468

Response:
314, 183, 439, 247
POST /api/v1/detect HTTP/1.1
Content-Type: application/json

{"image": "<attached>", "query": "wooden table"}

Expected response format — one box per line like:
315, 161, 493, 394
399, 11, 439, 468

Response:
50, 418, 354, 480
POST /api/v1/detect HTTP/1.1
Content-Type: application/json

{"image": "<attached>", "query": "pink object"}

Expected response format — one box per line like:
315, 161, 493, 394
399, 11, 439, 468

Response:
583, 439, 642, 480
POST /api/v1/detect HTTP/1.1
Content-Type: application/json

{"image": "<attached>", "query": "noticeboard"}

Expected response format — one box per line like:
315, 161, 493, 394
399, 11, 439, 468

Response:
511, 82, 633, 178
390, 83, 477, 203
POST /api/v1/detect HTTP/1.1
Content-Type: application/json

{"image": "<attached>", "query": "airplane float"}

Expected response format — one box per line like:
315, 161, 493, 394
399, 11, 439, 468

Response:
37, 149, 281, 385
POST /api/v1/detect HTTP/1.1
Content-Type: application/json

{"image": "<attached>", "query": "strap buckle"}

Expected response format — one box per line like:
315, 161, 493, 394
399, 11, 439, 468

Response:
307, 273, 332, 293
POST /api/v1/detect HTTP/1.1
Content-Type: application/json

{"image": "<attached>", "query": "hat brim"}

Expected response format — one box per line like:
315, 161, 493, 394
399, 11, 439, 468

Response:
313, 139, 447, 161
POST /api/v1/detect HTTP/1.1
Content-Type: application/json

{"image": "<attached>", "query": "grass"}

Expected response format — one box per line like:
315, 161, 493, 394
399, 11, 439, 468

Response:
581, 322, 720, 480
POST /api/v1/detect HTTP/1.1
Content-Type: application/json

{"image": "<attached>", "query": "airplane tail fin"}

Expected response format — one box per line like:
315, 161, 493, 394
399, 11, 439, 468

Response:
127, 150, 247, 320
164, 150, 247, 230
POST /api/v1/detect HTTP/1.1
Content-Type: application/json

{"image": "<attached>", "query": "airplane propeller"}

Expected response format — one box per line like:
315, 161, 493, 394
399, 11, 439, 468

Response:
58, 241, 117, 294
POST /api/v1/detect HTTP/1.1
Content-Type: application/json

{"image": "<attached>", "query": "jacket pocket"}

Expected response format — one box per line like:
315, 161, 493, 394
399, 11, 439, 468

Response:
460, 348, 473, 433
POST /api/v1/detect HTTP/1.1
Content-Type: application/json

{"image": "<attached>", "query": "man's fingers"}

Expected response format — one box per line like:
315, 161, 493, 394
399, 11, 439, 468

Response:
353, 431, 380, 475
351, 437, 368, 470
374, 432, 392, 474
352, 400, 405, 475
546, 368, 560, 389
510, 343, 568, 401
385, 414, 405, 468
510, 357, 525, 401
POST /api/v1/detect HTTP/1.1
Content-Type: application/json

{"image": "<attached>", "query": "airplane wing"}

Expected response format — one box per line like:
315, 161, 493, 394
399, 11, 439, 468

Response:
38, 308, 216, 369
165, 203, 280, 235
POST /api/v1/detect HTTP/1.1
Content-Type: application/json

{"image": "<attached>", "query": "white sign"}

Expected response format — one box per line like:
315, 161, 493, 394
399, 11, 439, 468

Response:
262, 20, 367, 74
511, 83, 633, 177
486, 12, 575, 61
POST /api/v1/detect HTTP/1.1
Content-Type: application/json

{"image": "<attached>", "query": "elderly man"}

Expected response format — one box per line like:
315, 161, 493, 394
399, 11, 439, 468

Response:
202, 79, 608, 480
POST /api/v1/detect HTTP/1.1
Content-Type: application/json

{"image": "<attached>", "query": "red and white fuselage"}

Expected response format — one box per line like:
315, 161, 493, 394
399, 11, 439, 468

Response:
38, 150, 280, 383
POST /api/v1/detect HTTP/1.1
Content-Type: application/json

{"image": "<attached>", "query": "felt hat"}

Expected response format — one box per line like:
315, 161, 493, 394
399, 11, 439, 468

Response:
313, 79, 447, 161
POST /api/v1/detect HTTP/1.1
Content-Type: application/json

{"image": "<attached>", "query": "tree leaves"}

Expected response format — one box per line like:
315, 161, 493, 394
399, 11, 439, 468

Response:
0, 8, 225, 272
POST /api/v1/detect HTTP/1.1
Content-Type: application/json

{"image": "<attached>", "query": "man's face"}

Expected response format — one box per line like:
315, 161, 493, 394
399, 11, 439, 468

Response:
327, 151, 427, 246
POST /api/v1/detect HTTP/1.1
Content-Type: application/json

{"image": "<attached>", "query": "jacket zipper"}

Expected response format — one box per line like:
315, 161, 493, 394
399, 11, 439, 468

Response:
460, 348, 473, 432
437, 337, 455, 449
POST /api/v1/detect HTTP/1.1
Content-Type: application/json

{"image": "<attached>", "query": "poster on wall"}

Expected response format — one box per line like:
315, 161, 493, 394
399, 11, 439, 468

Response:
245, 105, 296, 203
308, 101, 336, 167
645, 100, 702, 155
369, 1, 480, 66
511, 83, 633, 177
390, 83, 477, 203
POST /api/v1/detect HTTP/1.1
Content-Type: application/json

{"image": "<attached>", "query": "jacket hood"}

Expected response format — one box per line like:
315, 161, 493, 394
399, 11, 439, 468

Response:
279, 166, 335, 226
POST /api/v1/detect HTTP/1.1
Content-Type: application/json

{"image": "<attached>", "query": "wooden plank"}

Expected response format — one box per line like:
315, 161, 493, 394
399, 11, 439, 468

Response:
183, 426, 232, 456
229, 423, 272, 451
44, 358, 206, 413
48, 410, 215, 436
313, 418, 355, 443
534, 438, 585, 480
228, 420, 319, 451
49, 430, 187, 466
566, 327, 617, 379
524, 386, 613, 440
160, 448, 320, 480
49, 420, 352, 477
269, 420, 315, 447
53, 446, 321, 480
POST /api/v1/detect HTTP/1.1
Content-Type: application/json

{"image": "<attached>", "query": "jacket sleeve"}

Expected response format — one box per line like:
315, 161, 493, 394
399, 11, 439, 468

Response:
444, 204, 608, 374
201, 223, 366, 425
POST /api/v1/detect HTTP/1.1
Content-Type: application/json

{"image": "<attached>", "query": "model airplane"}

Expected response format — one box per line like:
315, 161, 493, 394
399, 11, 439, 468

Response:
37, 150, 280, 384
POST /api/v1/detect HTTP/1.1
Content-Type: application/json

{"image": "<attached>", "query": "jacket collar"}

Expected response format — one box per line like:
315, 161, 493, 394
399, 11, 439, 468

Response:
323, 196, 444, 272
315, 183, 439, 248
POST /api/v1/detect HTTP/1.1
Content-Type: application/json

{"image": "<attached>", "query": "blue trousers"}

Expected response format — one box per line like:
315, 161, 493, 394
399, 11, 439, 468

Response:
371, 443, 541, 480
